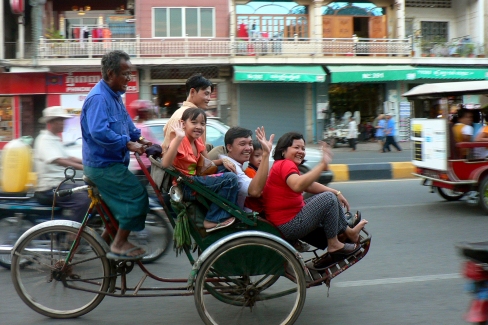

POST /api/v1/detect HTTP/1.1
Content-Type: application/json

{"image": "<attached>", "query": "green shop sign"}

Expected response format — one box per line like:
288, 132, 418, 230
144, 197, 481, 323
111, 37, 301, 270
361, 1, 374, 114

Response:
233, 66, 326, 83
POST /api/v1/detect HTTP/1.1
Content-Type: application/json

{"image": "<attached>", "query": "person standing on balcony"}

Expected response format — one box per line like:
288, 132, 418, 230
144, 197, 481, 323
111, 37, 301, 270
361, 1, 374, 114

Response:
162, 73, 213, 153
81, 50, 152, 260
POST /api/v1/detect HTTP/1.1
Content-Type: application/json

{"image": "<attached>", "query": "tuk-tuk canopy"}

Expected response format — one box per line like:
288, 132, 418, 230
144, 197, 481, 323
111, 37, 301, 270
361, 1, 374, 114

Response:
403, 80, 488, 99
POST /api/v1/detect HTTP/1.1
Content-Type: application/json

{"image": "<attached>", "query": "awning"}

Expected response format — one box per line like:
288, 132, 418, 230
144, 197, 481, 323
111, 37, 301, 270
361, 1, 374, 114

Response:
328, 65, 488, 83
233, 65, 326, 83
328, 65, 416, 83
403, 80, 488, 98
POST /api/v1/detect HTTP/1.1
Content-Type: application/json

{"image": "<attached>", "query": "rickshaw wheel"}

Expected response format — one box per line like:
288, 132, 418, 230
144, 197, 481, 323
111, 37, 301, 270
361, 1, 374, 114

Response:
11, 225, 110, 318
478, 177, 488, 214
437, 187, 465, 201
194, 237, 306, 325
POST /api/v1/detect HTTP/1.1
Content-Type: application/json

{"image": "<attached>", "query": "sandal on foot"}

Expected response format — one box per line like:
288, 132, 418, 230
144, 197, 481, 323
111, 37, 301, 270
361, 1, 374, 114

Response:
205, 217, 236, 233
292, 239, 311, 252
329, 243, 361, 261
347, 210, 361, 228
106, 246, 146, 261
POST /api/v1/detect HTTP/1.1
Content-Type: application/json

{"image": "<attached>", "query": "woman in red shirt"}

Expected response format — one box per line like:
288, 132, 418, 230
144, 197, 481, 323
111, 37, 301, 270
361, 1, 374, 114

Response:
262, 132, 368, 260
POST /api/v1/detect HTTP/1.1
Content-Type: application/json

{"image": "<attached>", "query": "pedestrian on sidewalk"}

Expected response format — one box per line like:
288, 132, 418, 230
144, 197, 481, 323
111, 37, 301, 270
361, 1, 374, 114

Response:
383, 113, 402, 152
375, 114, 386, 152
347, 116, 357, 151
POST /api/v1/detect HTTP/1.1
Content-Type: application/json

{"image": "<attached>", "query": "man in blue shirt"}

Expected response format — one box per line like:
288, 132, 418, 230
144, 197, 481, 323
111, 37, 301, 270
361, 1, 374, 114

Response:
382, 113, 402, 152
81, 50, 152, 260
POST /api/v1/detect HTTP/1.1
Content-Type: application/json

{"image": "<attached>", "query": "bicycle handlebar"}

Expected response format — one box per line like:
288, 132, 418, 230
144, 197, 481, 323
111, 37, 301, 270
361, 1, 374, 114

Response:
56, 185, 89, 197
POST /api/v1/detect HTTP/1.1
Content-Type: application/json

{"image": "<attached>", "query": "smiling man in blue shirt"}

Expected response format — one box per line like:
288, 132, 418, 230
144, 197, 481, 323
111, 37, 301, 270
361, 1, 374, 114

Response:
81, 50, 152, 260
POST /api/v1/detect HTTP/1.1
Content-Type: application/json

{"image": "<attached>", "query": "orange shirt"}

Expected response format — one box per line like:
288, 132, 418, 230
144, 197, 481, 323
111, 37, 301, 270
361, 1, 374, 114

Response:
244, 166, 257, 178
171, 136, 205, 176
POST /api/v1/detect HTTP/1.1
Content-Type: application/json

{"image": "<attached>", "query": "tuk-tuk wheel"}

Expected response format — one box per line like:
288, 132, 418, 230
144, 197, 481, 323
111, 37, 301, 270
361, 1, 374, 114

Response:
436, 187, 465, 201
478, 177, 488, 214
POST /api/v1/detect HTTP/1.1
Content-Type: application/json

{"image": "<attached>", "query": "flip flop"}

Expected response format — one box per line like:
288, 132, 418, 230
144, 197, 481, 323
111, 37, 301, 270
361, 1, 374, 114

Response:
205, 217, 236, 233
106, 246, 146, 261
329, 243, 361, 261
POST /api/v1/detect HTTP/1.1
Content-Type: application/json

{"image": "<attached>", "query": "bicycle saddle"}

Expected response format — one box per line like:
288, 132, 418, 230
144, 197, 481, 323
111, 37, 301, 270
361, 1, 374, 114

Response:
82, 175, 96, 187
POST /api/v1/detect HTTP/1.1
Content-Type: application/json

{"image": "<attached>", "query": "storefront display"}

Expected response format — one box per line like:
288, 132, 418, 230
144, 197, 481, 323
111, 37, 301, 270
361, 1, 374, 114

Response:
0, 97, 14, 142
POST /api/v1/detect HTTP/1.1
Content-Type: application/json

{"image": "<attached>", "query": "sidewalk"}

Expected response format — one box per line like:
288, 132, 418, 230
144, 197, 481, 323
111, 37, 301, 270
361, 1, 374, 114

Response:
309, 140, 414, 182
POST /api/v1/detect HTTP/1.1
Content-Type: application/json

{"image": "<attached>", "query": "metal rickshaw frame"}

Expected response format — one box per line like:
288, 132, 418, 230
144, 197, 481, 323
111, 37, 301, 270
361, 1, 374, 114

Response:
9, 152, 371, 325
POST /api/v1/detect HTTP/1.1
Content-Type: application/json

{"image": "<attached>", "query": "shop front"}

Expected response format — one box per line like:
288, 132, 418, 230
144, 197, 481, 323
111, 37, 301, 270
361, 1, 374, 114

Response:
326, 65, 488, 142
233, 65, 326, 142
0, 71, 138, 148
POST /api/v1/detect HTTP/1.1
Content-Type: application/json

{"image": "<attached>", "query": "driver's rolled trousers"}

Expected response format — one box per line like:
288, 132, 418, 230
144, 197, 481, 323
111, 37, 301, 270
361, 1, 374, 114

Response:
34, 181, 91, 222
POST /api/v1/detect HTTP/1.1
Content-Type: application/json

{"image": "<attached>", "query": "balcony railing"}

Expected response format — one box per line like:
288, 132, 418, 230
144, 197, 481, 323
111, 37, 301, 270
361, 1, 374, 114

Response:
35, 37, 412, 59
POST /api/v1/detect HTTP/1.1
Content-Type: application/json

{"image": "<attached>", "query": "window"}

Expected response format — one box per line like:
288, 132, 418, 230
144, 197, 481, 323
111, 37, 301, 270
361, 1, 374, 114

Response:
421, 21, 448, 42
153, 7, 215, 38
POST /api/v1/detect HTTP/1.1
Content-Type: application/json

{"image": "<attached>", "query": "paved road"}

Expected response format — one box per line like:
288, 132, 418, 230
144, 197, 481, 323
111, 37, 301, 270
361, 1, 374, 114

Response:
1, 179, 482, 325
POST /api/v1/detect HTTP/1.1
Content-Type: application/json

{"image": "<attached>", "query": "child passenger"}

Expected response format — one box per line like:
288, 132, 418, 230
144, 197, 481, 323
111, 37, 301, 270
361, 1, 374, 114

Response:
162, 108, 238, 232
244, 140, 263, 179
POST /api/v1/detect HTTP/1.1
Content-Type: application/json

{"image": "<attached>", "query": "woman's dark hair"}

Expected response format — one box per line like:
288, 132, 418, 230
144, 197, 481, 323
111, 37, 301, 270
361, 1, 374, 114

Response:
181, 107, 207, 123
457, 107, 467, 119
185, 73, 214, 96
101, 50, 130, 80
273, 132, 305, 162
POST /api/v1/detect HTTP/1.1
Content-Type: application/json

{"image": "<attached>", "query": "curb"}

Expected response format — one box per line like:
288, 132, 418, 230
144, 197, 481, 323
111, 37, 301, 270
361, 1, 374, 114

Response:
329, 162, 415, 182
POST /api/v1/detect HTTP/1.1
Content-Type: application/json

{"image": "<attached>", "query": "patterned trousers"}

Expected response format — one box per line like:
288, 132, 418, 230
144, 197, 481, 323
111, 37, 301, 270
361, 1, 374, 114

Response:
277, 191, 348, 241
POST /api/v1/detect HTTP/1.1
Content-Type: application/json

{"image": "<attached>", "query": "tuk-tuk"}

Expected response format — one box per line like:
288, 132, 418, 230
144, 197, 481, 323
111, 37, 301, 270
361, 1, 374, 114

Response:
403, 80, 488, 213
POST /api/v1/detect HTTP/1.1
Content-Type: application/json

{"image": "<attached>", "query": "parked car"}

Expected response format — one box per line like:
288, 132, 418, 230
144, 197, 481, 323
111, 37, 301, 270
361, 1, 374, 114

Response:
141, 118, 333, 185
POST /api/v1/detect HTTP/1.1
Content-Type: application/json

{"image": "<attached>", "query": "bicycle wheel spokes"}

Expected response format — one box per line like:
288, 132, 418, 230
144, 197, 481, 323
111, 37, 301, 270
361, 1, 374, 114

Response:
0, 217, 36, 269
11, 225, 111, 318
195, 237, 306, 325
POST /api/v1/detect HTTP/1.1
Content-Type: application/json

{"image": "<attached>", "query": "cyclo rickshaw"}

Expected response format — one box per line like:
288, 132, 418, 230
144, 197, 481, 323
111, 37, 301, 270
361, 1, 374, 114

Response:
7, 151, 371, 324
404, 80, 488, 213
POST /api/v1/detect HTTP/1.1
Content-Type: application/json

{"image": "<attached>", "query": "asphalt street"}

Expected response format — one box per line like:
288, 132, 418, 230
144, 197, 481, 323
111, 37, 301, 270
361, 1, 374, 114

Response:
0, 178, 483, 325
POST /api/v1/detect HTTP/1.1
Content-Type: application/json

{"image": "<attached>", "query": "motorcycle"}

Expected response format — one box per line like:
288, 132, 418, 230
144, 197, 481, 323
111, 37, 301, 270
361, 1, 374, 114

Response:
0, 192, 172, 269
457, 242, 488, 324
324, 123, 349, 148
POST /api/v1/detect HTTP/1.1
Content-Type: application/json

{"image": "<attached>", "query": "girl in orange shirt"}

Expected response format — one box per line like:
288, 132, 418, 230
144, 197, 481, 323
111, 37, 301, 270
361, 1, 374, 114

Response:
162, 108, 238, 232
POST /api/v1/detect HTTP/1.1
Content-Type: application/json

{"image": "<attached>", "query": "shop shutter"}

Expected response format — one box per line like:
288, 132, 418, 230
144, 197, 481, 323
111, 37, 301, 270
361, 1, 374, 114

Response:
238, 83, 306, 140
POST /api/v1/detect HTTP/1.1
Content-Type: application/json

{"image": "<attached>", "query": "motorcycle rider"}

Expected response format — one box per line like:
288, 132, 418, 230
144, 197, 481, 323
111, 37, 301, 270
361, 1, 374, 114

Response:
33, 106, 91, 222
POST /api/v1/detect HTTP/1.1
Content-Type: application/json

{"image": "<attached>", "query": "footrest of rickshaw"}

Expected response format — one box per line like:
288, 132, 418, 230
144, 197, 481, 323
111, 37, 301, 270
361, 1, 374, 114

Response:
305, 228, 372, 287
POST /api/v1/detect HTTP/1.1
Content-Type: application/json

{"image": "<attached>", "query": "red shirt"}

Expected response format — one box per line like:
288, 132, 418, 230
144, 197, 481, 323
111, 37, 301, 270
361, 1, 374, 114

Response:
171, 136, 205, 176
262, 159, 304, 226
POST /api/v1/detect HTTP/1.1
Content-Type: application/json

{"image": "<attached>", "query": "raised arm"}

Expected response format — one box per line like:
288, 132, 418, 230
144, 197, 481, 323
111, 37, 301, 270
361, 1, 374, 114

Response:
162, 120, 186, 168
248, 126, 274, 197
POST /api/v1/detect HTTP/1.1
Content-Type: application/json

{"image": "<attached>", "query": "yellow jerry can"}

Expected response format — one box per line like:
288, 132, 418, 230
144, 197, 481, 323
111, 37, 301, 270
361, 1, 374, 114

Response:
1, 137, 33, 193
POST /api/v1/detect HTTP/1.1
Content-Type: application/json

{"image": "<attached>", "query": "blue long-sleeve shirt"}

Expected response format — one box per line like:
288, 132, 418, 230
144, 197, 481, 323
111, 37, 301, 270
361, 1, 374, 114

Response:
386, 118, 397, 136
81, 80, 141, 167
